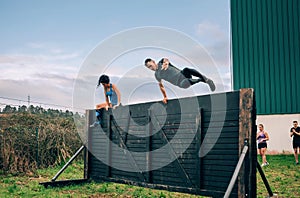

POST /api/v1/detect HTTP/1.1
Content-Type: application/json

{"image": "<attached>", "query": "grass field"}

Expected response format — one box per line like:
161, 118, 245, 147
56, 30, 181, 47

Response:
257, 154, 300, 198
0, 155, 299, 197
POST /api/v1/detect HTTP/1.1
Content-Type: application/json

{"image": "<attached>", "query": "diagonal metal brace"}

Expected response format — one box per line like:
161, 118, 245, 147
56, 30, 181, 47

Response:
257, 161, 273, 197
51, 145, 86, 182
224, 143, 249, 198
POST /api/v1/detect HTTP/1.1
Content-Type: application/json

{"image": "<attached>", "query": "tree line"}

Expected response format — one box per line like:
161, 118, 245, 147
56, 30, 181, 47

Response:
0, 105, 85, 175
0, 104, 82, 118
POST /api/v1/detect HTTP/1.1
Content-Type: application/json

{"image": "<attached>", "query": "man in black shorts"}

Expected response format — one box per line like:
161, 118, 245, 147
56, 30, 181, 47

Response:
144, 58, 216, 104
290, 120, 300, 165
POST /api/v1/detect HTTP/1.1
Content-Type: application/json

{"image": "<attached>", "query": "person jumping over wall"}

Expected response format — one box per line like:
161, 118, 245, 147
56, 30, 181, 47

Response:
144, 58, 215, 104
90, 74, 121, 127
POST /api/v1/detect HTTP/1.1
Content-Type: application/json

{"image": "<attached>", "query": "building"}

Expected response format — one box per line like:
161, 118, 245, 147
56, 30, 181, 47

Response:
231, 0, 300, 153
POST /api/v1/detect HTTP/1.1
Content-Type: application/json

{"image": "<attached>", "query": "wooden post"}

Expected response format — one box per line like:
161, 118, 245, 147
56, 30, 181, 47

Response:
106, 110, 112, 177
195, 110, 202, 189
238, 88, 256, 198
146, 109, 153, 183
83, 145, 88, 179
84, 110, 91, 179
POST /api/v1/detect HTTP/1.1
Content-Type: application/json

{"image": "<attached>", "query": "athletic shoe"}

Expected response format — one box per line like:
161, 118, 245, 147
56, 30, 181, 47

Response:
189, 78, 202, 84
206, 78, 216, 92
89, 121, 100, 128
295, 162, 299, 165
261, 162, 269, 167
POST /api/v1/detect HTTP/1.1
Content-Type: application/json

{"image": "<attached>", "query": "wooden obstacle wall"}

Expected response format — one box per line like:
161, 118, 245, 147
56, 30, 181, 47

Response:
85, 89, 257, 197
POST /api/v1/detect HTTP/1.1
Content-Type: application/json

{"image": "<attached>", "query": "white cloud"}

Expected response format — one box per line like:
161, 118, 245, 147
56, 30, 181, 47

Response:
0, 49, 82, 110
194, 21, 231, 76
0, 54, 37, 64
0, 52, 80, 81
196, 21, 227, 41
27, 42, 44, 49
0, 78, 73, 109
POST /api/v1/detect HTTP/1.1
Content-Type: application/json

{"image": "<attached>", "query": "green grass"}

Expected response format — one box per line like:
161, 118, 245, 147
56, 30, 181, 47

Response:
257, 154, 300, 198
0, 155, 299, 197
0, 160, 200, 198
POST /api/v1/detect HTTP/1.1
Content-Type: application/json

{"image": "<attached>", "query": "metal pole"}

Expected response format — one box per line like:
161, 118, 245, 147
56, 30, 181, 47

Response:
51, 145, 85, 182
257, 161, 273, 197
224, 145, 249, 198
36, 127, 39, 168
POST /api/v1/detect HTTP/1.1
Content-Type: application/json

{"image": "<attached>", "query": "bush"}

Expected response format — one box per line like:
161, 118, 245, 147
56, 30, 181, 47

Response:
0, 110, 84, 174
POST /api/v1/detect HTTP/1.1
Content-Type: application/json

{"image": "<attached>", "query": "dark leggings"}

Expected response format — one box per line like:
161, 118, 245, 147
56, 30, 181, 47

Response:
179, 68, 206, 88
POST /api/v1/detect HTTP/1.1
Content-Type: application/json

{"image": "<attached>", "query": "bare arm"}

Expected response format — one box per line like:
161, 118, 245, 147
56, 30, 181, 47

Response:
103, 88, 110, 110
264, 131, 269, 141
290, 128, 295, 137
294, 131, 300, 136
158, 81, 168, 104
103, 88, 109, 105
112, 84, 121, 106
161, 58, 169, 70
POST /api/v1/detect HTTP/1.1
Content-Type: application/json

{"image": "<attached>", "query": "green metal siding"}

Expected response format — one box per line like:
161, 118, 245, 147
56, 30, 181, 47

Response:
231, 0, 300, 114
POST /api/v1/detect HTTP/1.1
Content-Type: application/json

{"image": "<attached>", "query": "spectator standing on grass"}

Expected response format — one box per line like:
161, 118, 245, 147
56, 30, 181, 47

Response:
257, 124, 270, 167
290, 120, 300, 165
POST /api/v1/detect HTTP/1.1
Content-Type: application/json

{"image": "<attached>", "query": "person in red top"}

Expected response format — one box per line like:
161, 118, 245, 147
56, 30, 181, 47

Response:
257, 124, 270, 167
290, 120, 300, 165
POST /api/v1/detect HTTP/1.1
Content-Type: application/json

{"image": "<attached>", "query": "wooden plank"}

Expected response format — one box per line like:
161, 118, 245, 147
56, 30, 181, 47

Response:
87, 110, 94, 179
88, 158, 107, 176
202, 160, 237, 167
201, 180, 238, 191
201, 121, 239, 128
201, 164, 236, 171
151, 117, 195, 188
146, 109, 153, 183
202, 137, 239, 144
202, 109, 239, 121
201, 155, 238, 161
106, 112, 112, 177
85, 110, 91, 179
200, 143, 239, 150
202, 128, 239, 137
109, 112, 147, 182
202, 175, 232, 183
110, 169, 140, 180
200, 169, 234, 178
197, 92, 239, 111
201, 150, 239, 157
151, 177, 187, 186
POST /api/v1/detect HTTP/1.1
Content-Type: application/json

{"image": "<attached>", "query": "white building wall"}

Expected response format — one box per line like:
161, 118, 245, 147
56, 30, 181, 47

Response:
256, 114, 300, 154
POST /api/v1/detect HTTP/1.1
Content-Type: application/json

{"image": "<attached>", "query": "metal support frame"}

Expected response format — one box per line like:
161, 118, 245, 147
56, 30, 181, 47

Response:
224, 141, 274, 198
40, 110, 92, 187
257, 161, 273, 197
224, 142, 249, 198
51, 145, 86, 182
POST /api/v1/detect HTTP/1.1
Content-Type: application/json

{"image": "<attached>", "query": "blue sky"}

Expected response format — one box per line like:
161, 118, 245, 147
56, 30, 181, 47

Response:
0, 0, 231, 111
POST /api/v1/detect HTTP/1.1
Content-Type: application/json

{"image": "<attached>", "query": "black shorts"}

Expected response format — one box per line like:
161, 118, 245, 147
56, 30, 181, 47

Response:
258, 142, 267, 149
293, 141, 300, 148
